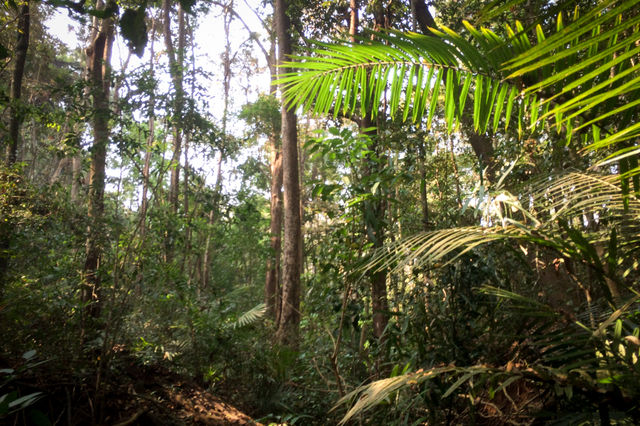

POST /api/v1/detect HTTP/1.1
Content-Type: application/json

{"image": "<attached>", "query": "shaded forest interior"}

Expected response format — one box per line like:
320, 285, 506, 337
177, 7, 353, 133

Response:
2, 0, 640, 424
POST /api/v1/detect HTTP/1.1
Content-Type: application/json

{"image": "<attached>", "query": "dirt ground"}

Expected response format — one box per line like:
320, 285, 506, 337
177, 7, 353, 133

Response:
1, 355, 263, 425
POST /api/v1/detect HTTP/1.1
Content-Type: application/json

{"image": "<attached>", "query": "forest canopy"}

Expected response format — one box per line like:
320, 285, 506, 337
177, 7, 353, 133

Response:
1, 0, 639, 424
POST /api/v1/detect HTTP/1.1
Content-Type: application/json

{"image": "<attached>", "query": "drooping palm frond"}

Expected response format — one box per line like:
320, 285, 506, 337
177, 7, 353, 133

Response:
231, 303, 266, 329
278, 28, 525, 134
333, 290, 640, 424
364, 171, 640, 276
280, 0, 640, 167
365, 226, 518, 274
333, 366, 456, 425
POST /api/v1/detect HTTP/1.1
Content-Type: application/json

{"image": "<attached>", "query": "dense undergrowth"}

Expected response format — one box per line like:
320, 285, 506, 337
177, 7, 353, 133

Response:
2, 0, 640, 424
2, 164, 640, 425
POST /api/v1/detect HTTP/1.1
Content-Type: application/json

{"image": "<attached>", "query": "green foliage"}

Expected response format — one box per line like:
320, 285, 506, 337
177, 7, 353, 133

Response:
0, 350, 47, 420
239, 95, 281, 140
232, 303, 267, 329
119, 8, 147, 57
281, 0, 640, 167
2, 0, 640, 424
279, 0, 640, 423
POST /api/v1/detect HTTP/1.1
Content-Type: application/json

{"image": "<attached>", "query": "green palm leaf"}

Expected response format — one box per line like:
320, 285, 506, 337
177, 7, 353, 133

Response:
364, 171, 640, 276
231, 303, 266, 329
502, 0, 640, 165
281, 1, 640, 168
277, 30, 519, 133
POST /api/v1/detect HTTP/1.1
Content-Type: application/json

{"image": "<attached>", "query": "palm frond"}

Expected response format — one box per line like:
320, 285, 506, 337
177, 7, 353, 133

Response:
231, 303, 266, 329
365, 226, 518, 274
333, 365, 531, 425
364, 171, 640, 275
503, 0, 640, 164
333, 366, 456, 425
281, 1, 640, 166
277, 30, 520, 134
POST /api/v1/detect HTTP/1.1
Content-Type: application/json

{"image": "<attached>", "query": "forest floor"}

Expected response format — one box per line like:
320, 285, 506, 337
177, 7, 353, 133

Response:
1, 354, 262, 425
101, 362, 262, 425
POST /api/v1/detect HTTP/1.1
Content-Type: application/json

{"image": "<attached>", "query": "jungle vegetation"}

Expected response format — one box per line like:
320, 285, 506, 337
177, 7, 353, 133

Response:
1, 0, 639, 424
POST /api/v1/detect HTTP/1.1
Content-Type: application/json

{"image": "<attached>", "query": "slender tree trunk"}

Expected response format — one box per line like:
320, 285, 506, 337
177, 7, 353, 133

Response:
418, 140, 429, 231
201, 152, 224, 290
71, 155, 83, 202
181, 18, 197, 274
264, 41, 284, 322
198, 1, 232, 290
275, 0, 301, 348
83, 1, 114, 319
163, 0, 185, 214
201, 209, 215, 289
50, 157, 70, 185
266, 133, 283, 319
5, 2, 30, 165
139, 17, 156, 240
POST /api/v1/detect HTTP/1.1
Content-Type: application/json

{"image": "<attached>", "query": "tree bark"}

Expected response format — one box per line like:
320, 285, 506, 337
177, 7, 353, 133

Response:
83, 0, 114, 319
266, 134, 283, 319
163, 0, 186, 214
139, 17, 156, 241
349, 0, 358, 41
5, 2, 30, 165
275, 0, 301, 348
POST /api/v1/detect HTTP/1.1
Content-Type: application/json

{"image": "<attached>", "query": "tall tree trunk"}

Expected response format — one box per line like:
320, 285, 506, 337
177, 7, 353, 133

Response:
163, 0, 186, 264
264, 40, 284, 321
1, 1, 32, 287
163, 0, 185, 214
275, 0, 301, 348
203, 3, 286, 317
266, 132, 283, 320
353, 0, 390, 343
363, 123, 389, 341
5, 1, 30, 165
83, 1, 114, 319
198, 1, 232, 290
139, 17, 157, 241
71, 155, 83, 202
181, 17, 197, 274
